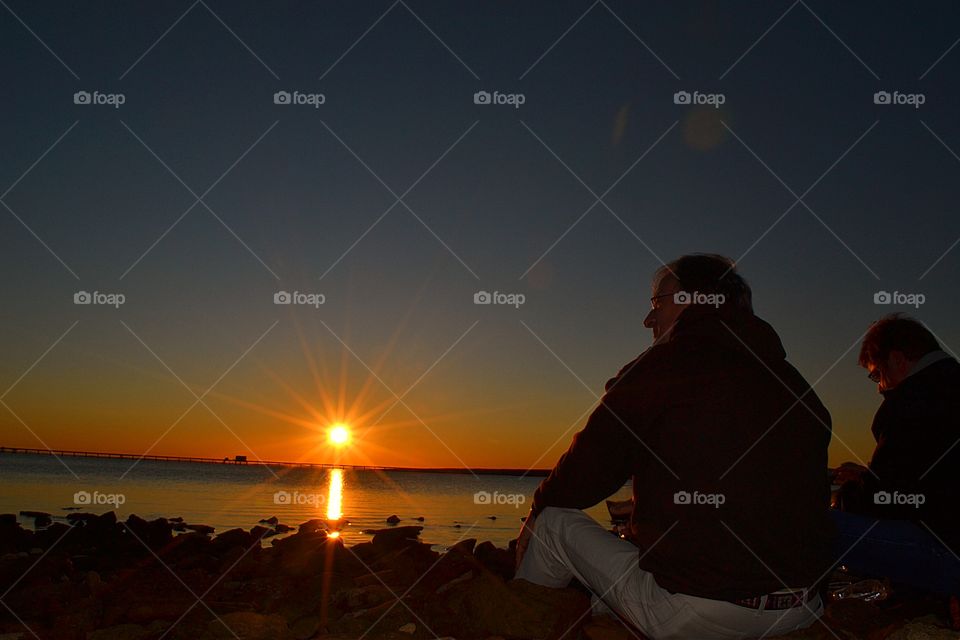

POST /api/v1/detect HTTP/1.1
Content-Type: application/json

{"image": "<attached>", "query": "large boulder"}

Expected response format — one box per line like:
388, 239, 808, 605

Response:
371, 526, 422, 550
201, 612, 291, 640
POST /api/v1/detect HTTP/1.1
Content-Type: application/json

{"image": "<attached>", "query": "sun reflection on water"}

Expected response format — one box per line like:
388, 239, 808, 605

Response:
326, 468, 343, 521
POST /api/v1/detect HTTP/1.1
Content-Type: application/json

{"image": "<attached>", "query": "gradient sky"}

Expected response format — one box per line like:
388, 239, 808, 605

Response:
1, 1, 959, 470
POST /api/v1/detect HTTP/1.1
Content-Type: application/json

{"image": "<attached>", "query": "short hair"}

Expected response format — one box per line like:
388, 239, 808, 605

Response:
654, 254, 753, 312
858, 314, 940, 368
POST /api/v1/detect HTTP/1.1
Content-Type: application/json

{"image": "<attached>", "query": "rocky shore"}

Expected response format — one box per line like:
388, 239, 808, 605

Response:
0, 511, 957, 640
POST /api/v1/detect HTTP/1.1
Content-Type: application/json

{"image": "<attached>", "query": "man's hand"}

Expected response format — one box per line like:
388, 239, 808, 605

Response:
515, 511, 536, 572
833, 462, 869, 486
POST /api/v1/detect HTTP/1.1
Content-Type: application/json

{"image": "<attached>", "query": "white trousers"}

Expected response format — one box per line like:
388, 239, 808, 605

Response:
515, 507, 822, 639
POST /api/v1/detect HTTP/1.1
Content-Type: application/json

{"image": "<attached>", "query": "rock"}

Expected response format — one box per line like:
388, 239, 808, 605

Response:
449, 538, 476, 555
423, 573, 590, 639
297, 518, 326, 534
821, 599, 902, 639
415, 516, 425, 522
87, 623, 153, 640
249, 525, 271, 540
212, 528, 252, 550
202, 612, 291, 640
487, 515, 497, 520
0, 514, 17, 526
18, 511, 49, 518
274, 523, 293, 533
34, 514, 51, 528
164, 531, 213, 563
353, 570, 396, 587
386, 515, 401, 524
342, 585, 393, 610
124, 515, 174, 549
289, 615, 319, 640
398, 622, 416, 633
887, 620, 960, 639
371, 526, 423, 550
261, 516, 279, 526
185, 523, 215, 535
474, 541, 515, 581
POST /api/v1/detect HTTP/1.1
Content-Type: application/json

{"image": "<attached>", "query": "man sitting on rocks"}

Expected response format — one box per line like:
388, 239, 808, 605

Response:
515, 254, 834, 640
831, 314, 960, 597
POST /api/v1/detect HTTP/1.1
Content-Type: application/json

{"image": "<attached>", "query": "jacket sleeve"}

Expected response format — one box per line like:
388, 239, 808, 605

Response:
529, 387, 642, 518
862, 399, 925, 518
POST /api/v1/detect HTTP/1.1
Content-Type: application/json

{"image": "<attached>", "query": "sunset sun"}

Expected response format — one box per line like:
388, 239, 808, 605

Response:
328, 424, 351, 447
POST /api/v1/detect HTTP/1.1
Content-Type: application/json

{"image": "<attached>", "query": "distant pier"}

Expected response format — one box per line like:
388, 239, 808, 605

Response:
0, 446, 549, 476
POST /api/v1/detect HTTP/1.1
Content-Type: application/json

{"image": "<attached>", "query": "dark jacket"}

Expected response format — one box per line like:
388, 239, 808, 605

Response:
530, 306, 834, 601
852, 355, 960, 550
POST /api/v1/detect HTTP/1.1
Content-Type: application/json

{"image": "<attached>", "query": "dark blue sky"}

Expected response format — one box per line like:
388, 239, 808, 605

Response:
2, 1, 959, 468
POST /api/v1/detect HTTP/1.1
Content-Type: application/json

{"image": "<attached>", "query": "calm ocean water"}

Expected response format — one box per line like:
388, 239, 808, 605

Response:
0, 453, 629, 548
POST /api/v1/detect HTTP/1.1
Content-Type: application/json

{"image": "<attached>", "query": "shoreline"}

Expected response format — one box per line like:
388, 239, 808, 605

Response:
1, 509, 954, 639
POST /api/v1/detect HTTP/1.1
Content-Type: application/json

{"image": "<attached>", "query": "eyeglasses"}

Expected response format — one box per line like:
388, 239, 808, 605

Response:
867, 367, 882, 384
649, 292, 677, 309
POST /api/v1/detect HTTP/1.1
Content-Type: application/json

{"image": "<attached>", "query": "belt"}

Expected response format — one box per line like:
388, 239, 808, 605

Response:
732, 588, 816, 611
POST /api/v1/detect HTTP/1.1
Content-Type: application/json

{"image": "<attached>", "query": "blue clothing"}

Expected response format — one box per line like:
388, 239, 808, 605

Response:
830, 510, 960, 596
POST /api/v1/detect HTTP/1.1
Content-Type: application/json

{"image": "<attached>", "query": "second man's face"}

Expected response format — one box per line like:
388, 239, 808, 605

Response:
644, 275, 685, 343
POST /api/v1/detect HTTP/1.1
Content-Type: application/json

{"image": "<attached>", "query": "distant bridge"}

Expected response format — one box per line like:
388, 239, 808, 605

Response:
0, 446, 548, 476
